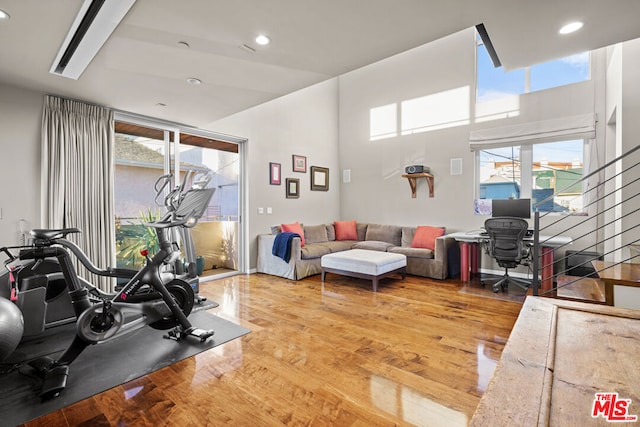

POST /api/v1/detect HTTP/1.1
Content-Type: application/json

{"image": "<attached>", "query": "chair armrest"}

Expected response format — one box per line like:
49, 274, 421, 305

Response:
256, 234, 301, 280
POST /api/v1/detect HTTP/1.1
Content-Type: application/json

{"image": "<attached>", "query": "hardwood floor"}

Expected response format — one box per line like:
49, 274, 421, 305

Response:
23, 274, 523, 426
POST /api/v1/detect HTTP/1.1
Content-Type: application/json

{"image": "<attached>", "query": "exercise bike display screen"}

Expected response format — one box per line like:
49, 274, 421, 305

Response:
175, 188, 216, 220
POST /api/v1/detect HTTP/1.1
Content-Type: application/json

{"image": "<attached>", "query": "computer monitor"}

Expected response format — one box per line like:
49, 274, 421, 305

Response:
491, 198, 531, 219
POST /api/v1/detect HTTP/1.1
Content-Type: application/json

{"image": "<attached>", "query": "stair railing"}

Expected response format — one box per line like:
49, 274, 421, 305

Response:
531, 143, 640, 301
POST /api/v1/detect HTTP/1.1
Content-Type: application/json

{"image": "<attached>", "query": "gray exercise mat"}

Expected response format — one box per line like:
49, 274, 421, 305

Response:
0, 310, 250, 426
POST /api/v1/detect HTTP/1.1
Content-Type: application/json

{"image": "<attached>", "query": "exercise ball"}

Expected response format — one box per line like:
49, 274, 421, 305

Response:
0, 297, 23, 361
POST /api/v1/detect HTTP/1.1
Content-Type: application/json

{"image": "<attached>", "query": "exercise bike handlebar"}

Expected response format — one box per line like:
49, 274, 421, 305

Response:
144, 210, 199, 229
154, 170, 213, 213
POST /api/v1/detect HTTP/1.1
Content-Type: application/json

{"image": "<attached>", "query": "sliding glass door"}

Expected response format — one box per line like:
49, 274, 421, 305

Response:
178, 133, 240, 276
113, 115, 244, 278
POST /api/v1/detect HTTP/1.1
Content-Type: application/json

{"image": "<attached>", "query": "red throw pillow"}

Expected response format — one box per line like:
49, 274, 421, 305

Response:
281, 222, 305, 246
334, 220, 357, 240
411, 226, 445, 250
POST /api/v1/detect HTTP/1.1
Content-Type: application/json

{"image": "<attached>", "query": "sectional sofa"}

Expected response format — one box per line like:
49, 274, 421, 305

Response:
257, 222, 457, 281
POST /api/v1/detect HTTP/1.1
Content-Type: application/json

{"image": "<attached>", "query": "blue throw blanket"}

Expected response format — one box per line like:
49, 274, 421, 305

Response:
272, 232, 301, 262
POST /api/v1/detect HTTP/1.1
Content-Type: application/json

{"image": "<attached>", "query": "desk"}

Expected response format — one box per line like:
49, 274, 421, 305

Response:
471, 297, 640, 425
447, 230, 572, 291
592, 260, 640, 307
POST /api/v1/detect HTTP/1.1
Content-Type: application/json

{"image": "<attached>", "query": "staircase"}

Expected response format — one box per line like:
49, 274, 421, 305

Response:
530, 144, 640, 306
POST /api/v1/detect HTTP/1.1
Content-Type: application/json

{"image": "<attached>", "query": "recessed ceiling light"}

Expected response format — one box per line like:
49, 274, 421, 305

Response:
255, 35, 270, 45
0, 9, 10, 20
559, 21, 584, 35
178, 41, 190, 48
187, 77, 202, 85
156, 103, 166, 107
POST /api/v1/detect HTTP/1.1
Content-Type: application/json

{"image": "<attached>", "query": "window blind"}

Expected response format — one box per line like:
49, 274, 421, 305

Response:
469, 113, 596, 150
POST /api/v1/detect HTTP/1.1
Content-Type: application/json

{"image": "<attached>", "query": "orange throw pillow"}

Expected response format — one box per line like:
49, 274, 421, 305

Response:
281, 222, 305, 246
411, 226, 445, 250
334, 220, 357, 240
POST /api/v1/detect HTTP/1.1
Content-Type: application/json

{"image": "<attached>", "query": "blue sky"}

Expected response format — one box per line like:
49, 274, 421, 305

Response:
477, 42, 590, 102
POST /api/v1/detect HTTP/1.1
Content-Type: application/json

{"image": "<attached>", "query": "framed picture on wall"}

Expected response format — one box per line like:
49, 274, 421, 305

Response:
292, 155, 307, 173
311, 166, 329, 191
270, 162, 281, 185
286, 178, 300, 198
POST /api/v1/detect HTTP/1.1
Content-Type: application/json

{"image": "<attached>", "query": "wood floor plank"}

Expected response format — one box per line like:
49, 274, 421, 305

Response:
23, 273, 522, 426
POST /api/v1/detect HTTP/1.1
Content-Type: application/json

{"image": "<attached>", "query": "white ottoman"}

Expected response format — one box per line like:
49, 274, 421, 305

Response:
321, 249, 407, 291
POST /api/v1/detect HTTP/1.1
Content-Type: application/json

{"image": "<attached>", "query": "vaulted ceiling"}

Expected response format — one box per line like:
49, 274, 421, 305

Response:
1, 0, 639, 128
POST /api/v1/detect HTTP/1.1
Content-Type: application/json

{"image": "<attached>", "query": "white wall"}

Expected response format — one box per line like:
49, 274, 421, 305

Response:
210, 28, 621, 270
620, 39, 640, 259
209, 79, 341, 268
0, 83, 43, 245
338, 27, 599, 239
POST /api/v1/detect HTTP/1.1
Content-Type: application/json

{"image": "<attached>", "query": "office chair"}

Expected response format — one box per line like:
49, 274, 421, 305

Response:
482, 217, 531, 293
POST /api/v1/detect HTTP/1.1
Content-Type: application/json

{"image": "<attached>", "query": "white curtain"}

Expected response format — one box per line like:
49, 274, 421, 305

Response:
41, 96, 115, 292
469, 113, 596, 150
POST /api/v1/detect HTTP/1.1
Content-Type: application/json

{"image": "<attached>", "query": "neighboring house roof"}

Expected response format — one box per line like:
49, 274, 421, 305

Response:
482, 174, 514, 183
114, 135, 208, 172
115, 135, 164, 166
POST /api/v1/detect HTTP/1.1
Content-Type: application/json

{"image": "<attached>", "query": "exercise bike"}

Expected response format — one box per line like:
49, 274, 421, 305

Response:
0, 173, 216, 399
151, 170, 212, 302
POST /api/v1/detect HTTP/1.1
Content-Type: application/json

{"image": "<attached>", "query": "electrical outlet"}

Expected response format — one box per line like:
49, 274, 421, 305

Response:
257, 207, 264, 214
267, 207, 273, 214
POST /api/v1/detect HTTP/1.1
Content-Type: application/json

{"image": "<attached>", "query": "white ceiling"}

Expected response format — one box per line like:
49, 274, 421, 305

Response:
1, 0, 639, 128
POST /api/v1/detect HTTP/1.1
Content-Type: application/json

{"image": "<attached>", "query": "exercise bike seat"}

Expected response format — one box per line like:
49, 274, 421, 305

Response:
31, 228, 81, 240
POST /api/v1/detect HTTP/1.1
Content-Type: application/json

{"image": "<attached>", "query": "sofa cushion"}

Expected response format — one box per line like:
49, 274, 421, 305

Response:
300, 243, 332, 259
323, 240, 355, 252
356, 223, 368, 241
411, 226, 445, 250
365, 224, 402, 246
389, 246, 434, 259
353, 240, 395, 252
304, 224, 329, 244
401, 227, 416, 247
272, 224, 304, 235
281, 222, 305, 246
335, 220, 357, 240
326, 224, 336, 241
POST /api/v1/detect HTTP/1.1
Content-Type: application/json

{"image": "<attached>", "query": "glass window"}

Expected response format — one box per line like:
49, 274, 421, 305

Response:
479, 146, 522, 200
477, 42, 524, 103
477, 140, 585, 214
114, 123, 241, 273
476, 31, 590, 105
530, 53, 590, 92
114, 130, 167, 269
532, 140, 584, 213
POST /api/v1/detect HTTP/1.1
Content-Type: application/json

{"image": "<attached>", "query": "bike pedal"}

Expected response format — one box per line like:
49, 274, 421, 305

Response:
187, 328, 215, 342
40, 365, 69, 400
163, 328, 182, 341
28, 356, 55, 375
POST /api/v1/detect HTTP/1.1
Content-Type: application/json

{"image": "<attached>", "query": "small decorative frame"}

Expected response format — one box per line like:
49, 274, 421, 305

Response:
286, 178, 300, 198
269, 162, 281, 185
310, 166, 329, 191
292, 155, 307, 173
